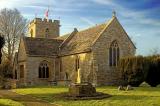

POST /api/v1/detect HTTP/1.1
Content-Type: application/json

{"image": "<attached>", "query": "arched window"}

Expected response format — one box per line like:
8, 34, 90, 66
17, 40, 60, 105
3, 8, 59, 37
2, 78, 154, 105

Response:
45, 28, 49, 38
38, 61, 49, 78
109, 40, 119, 66
30, 29, 33, 37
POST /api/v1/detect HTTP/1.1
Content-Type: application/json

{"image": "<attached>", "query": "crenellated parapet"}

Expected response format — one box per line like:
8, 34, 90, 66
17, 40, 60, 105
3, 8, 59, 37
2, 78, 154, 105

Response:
28, 18, 60, 38
29, 18, 60, 25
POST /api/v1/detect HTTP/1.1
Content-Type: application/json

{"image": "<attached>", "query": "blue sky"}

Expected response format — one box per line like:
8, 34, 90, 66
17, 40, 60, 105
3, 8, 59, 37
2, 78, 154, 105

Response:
0, 0, 160, 55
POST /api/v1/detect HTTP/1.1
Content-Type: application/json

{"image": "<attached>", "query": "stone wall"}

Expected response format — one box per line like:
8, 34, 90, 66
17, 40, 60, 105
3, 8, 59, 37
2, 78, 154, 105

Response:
16, 61, 26, 86
61, 55, 76, 82
18, 38, 27, 62
92, 17, 136, 86
24, 56, 56, 85
16, 35, 60, 86
16, 38, 27, 86
60, 53, 95, 84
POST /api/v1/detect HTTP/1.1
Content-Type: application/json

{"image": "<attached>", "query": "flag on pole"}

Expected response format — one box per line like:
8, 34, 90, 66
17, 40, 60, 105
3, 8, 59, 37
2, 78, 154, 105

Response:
45, 8, 49, 19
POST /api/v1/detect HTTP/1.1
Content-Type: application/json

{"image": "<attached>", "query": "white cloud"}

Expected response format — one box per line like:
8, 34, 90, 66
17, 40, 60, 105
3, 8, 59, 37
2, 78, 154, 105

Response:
92, 0, 114, 6
80, 17, 95, 26
0, 0, 56, 9
92, 0, 160, 27
135, 34, 142, 37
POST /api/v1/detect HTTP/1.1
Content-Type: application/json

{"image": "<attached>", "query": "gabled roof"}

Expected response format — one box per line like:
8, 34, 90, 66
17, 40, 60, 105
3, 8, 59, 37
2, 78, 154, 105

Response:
23, 37, 63, 56
60, 23, 107, 55
60, 16, 136, 56
20, 16, 136, 57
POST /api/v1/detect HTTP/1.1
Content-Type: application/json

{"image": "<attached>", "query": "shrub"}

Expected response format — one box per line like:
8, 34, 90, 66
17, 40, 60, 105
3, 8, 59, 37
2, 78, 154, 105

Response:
118, 56, 148, 87
0, 60, 13, 79
0, 60, 13, 88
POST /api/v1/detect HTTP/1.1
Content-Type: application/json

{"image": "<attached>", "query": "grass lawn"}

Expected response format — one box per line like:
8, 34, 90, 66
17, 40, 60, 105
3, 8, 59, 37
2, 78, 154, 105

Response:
14, 86, 160, 106
0, 99, 24, 106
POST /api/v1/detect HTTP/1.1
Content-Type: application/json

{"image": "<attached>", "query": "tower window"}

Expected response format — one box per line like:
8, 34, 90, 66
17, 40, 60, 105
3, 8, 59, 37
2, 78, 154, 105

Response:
45, 28, 49, 38
38, 61, 49, 78
109, 40, 120, 66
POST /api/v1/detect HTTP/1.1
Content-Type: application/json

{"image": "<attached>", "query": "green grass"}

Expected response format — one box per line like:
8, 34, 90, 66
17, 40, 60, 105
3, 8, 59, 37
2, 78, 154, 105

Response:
14, 86, 160, 106
0, 99, 24, 106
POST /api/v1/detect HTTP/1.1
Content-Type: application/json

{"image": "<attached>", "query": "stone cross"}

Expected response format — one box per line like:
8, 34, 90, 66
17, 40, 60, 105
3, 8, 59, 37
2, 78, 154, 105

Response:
76, 68, 81, 84
112, 10, 116, 17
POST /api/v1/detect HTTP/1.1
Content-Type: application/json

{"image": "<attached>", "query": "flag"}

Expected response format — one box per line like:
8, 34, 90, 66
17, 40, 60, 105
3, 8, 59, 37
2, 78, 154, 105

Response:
45, 8, 49, 19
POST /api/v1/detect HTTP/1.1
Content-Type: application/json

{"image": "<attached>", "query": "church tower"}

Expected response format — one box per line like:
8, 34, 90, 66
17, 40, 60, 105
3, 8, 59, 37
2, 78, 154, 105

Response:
28, 18, 60, 38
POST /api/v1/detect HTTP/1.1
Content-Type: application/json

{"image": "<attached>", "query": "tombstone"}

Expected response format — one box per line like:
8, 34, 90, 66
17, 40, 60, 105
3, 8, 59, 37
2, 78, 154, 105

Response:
118, 85, 125, 91
0, 36, 5, 64
126, 85, 134, 91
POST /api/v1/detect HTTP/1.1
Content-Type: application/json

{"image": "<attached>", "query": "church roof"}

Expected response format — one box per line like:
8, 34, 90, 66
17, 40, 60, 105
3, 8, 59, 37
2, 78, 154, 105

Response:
23, 37, 63, 56
60, 23, 106, 55
60, 16, 136, 56
21, 16, 136, 57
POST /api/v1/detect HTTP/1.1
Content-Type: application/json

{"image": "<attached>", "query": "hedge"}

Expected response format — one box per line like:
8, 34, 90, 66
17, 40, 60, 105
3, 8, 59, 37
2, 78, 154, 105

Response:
118, 55, 160, 87
145, 56, 160, 87
118, 56, 148, 87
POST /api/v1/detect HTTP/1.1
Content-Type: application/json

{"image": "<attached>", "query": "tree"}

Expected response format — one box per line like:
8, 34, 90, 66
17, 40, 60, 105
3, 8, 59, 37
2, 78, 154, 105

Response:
0, 8, 27, 61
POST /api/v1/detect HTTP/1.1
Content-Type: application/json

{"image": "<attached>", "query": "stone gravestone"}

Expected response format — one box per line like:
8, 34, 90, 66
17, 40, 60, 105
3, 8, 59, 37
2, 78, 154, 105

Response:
118, 85, 125, 91
126, 85, 134, 91
0, 36, 5, 64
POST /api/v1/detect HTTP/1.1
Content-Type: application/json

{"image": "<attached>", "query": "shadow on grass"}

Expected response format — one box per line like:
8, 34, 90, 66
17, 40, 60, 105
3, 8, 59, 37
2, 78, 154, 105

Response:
0, 104, 8, 106
18, 85, 67, 89
27, 92, 157, 103
110, 94, 151, 100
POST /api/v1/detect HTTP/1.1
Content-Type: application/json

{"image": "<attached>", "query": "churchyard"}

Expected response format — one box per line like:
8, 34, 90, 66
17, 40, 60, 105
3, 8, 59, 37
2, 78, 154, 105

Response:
0, 1, 160, 105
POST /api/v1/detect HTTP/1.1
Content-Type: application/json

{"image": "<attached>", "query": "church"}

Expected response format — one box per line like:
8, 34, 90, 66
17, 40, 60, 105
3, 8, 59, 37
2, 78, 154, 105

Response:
13, 12, 136, 87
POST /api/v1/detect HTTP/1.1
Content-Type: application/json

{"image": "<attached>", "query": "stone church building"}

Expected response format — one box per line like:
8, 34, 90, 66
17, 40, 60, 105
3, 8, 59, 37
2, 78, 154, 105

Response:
13, 13, 136, 86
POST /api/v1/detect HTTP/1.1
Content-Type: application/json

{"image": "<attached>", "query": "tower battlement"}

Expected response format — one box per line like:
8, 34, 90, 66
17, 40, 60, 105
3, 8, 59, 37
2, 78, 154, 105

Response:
29, 18, 60, 25
28, 18, 60, 38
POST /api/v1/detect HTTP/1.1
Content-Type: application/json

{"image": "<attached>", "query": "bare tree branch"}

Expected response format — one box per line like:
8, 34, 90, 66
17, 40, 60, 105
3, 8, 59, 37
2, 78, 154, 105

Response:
0, 8, 27, 61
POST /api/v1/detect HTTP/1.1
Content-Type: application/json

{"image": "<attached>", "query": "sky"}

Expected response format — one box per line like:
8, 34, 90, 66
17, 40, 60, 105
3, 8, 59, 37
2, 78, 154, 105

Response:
0, 0, 160, 55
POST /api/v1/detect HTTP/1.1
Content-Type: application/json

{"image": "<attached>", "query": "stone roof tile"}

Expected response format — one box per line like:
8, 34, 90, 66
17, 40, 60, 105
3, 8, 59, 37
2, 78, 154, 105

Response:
23, 37, 63, 56
60, 23, 106, 55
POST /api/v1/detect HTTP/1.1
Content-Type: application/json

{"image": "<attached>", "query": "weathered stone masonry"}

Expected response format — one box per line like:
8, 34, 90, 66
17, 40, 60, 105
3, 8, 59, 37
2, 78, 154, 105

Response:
14, 15, 136, 87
